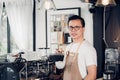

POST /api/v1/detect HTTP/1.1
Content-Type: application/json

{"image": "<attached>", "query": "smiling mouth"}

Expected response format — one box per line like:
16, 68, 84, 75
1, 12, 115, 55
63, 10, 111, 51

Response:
71, 33, 77, 37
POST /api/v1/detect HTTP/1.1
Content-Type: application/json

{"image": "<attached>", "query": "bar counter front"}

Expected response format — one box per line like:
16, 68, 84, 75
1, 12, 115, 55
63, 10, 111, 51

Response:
0, 54, 64, 80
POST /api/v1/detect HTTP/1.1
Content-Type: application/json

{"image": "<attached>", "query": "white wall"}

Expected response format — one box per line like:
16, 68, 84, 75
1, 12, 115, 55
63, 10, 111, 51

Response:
36, 6, 46, 50
36, 0, 93, 50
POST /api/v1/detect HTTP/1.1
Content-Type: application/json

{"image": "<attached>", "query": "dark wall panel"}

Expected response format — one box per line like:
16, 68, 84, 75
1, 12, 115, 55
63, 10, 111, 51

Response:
93, 7, 106, 78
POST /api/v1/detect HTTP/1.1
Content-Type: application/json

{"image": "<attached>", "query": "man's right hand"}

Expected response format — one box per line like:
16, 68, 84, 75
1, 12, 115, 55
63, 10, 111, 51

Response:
56, 48, 64, 54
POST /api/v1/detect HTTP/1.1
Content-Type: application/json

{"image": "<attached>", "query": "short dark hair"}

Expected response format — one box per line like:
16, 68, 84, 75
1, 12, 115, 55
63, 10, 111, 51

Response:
68, 15, 85, 27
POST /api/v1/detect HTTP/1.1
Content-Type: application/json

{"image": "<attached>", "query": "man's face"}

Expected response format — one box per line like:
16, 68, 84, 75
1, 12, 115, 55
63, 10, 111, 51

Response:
68, 19, 85, 40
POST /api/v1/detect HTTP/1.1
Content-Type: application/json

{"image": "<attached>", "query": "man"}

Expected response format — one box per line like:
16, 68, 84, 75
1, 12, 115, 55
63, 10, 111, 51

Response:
56, 15, 97, 80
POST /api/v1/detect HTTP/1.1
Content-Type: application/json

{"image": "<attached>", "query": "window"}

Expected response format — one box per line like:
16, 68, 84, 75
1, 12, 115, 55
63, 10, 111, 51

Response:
0, 6, 7, 54
0, 5, 19, 54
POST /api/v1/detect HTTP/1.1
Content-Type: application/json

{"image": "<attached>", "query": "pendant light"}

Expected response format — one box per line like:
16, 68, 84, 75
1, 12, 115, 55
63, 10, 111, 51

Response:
44, 0, 56, 10
37, 0, 56, 10
95, 0, 116, 6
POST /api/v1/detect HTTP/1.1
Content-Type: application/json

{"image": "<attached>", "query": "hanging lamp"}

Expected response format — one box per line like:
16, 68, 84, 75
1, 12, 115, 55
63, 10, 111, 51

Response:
44, 0, 56, 10
38, 0, 56, 10
95, 0, 116, 6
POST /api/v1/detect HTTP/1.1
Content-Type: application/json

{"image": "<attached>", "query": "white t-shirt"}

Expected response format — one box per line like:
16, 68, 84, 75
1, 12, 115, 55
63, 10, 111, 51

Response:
64, 40, 97, 78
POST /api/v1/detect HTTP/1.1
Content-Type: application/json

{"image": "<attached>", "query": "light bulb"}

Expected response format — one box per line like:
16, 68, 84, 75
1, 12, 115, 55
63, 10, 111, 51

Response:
45, 0, 51, 10
102, 0, 109, 5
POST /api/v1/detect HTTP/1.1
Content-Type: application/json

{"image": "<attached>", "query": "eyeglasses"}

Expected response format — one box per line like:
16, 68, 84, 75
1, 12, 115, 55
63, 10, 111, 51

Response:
68, 26, 83, 31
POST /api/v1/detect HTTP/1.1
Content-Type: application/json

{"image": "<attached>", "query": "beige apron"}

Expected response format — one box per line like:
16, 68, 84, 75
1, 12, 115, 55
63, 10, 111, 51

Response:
63, 43, 82, 80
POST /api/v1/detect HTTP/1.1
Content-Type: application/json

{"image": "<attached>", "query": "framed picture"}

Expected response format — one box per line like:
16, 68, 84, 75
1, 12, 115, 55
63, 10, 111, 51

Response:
46, 7, 81, 53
